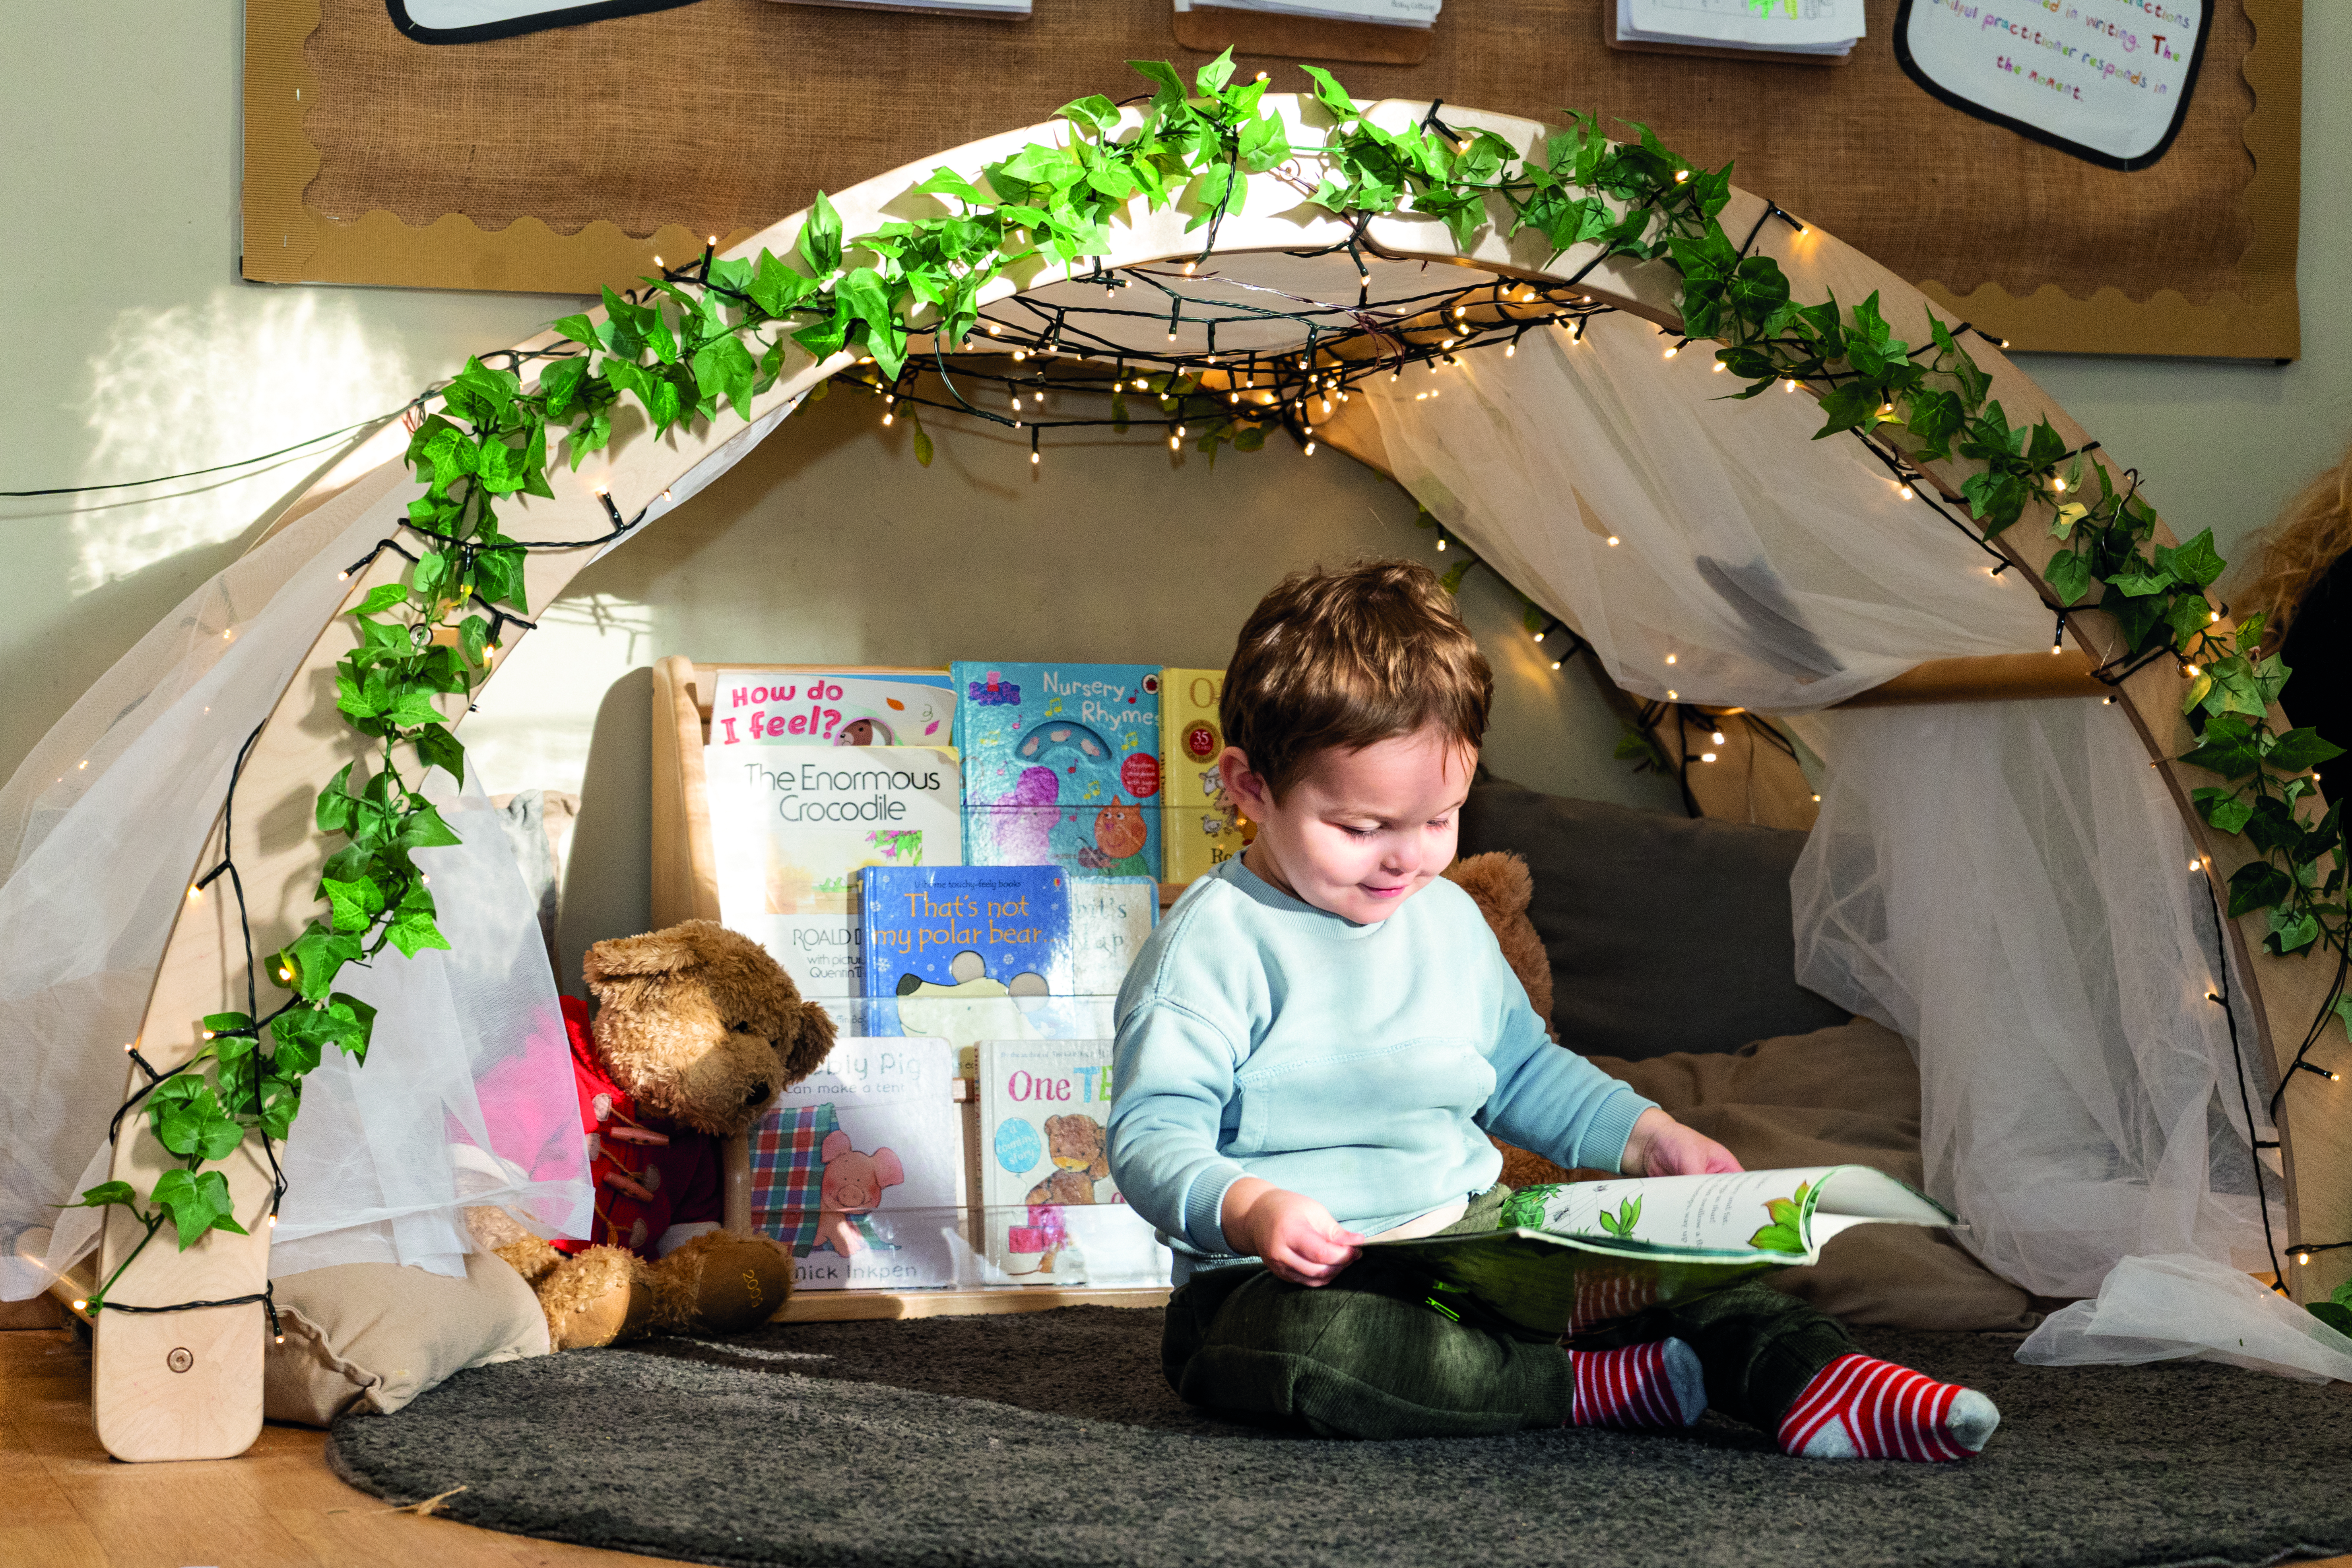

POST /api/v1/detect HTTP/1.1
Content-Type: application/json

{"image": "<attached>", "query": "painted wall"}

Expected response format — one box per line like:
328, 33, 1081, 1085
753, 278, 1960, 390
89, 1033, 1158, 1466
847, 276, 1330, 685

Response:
4, 3, 2343, 966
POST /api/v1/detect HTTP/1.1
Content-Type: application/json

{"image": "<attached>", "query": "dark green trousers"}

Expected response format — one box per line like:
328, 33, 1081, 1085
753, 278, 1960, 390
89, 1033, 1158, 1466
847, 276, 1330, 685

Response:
1161, 1186, 1856, 1440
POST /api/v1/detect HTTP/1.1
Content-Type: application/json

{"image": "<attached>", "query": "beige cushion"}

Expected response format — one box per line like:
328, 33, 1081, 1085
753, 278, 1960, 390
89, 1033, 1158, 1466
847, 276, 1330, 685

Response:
264, 1252, 550, 1426
1591, 1019, 2042, 1332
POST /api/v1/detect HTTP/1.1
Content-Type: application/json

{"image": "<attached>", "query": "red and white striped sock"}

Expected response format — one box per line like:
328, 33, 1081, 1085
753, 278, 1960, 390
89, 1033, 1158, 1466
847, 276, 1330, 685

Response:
1777, 1352, 1999, 1461
1568, 1338, 1704, 1430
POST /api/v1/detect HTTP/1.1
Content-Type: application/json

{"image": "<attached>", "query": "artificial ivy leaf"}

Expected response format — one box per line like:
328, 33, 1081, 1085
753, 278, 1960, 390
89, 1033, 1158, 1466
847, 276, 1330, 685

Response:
156, 1085, 243, 1162
2182, 669, 2215, 715
1299, 63, 1361, 120
475, 435, 527, 496
149, 1168, 246, 1252
2043, 549, 2093, 606
539, 356, 591, 421
396, 803, 465, 854
2226, 859, 2293, 918
2242, 795, 2307, 860
315, 763, 358, 834
551, 314, 599, 348
473, 544, 528, 613
2192, 786, 2255, 836
691, 333, 759, 422
1194, 45, 1236, 96
387, 883, 453, 960
798, 191, 844, 278
1812, 383, 1878, 439
384, 688, 447, 730
256, 1072, 302, 1141
319, 873, 386, 935
63, 1180, 139, 1211
2179, 716, 2267, 781
2049, 501, 2089, 540
285, 924, 366, 1003
1960, 471, 2027, 537
458, 615, 491, 670
1238, 112, 1291, 174
2267, 727, 2346, 775
2154, 528, 2227, 590
1059, 93, 1122, 136
2267, 903, 2321, 955
354, 583, 409, 616
452, 357, 518, 418
912, 420, 934, 468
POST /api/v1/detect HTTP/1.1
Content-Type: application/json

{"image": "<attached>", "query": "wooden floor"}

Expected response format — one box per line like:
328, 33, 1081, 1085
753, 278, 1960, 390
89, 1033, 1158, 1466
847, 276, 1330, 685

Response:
0, 1329, 664, 1568
8, 1324, 2349, 1568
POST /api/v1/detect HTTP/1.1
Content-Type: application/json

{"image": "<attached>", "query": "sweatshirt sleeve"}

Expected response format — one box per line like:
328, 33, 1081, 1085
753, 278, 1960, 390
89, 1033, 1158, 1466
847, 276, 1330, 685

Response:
1108, 995, 1252, 1258
1476, 941, 1655, 1174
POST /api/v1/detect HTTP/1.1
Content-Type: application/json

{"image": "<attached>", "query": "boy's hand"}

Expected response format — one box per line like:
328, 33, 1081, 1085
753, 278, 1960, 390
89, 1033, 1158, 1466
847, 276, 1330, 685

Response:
1621, 1108, 1742, 1177
1220, 1178, 1364, 1287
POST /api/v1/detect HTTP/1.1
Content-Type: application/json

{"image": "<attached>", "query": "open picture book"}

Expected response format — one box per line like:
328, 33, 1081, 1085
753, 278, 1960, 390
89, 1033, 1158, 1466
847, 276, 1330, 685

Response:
1372, 1166, 1955, 1336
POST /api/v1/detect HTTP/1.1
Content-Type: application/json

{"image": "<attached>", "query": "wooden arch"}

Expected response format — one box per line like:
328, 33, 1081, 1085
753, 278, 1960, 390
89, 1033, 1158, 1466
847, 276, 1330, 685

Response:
91, 98, 2347, 1460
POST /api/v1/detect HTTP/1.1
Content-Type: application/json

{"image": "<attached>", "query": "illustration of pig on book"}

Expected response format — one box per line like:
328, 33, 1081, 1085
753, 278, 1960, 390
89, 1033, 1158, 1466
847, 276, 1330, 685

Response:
811, 1129, 905, 1257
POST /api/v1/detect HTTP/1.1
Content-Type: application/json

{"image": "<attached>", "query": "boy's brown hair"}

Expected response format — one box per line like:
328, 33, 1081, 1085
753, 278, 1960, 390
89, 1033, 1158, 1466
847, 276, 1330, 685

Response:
1221, 558, 1492, 800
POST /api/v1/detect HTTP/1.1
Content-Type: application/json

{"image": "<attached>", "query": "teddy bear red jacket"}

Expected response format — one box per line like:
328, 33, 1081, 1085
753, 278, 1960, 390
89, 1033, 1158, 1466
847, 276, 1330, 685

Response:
553, 995, 725, 1257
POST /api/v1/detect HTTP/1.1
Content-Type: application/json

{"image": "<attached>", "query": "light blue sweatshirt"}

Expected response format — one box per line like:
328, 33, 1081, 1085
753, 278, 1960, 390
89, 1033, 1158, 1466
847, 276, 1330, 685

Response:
1107, 856, 1655, 1280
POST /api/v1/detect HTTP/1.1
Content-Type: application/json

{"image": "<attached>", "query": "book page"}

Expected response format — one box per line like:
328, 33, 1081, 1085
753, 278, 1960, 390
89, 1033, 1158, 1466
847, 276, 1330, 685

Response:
1518, 1166, 1846, 1257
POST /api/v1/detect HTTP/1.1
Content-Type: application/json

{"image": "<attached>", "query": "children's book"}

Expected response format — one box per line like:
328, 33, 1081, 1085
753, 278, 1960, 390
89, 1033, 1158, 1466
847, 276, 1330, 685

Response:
1068, 876, 1159, 999
857, 866, 1108, 1044
706, 667, 955, 749
1158, 668, 1248, 884
953, 662, 1164, 881
975, 1038, 1169, 1287
704, 745, 961, 997
1371, 1166, 1954, 1337
747, 1036, 964, 1291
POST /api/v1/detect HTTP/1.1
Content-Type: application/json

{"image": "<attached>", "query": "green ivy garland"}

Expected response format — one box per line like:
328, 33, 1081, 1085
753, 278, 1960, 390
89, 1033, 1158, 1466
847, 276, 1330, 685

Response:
72, 51, 2346, 1312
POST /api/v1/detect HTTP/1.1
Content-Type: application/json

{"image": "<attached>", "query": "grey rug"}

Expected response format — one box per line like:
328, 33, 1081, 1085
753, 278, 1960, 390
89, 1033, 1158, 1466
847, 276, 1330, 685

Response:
327, 1306, 2352, 1568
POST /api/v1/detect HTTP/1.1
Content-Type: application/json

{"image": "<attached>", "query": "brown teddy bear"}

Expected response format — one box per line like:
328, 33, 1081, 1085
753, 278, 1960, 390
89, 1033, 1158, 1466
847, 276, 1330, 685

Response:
478, 920, 837, 1350
1443, 852, 1580, 1192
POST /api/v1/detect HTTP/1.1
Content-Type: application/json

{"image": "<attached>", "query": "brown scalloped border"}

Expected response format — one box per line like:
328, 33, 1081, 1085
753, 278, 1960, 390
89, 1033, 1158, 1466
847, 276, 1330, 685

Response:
240, 0, 2301, 358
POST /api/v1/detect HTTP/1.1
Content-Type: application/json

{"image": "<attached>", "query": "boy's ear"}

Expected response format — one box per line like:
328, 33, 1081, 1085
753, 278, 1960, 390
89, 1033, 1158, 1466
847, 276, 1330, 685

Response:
1217, 745, 1272, 816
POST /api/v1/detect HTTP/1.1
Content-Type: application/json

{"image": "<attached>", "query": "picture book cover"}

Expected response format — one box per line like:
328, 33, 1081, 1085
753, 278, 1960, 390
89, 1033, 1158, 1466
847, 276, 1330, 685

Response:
704, 745, 962, 997
1068, 876, 1159, 999
707, 667, 955, 748
952, 662, 1164, 881
857, 865, 1105, 1044
1159, 667, 1249, 884
1373, 1166, 1954, 1337
747, 1036, 964, 1291
976, 1038, 1168, 1287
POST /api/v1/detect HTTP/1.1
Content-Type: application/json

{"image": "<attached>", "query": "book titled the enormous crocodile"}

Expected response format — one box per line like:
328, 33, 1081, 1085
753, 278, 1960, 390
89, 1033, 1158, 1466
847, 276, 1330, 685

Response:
1371, 1166, 1955, 1336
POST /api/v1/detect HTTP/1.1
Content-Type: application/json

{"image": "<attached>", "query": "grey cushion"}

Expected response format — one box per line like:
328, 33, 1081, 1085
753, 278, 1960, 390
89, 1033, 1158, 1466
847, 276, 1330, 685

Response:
1457, 776, 1849, 1060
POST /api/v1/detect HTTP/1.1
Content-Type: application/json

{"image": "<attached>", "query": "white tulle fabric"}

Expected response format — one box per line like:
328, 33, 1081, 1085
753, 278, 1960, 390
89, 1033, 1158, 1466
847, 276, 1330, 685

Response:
1364, 310, 2051, 714
1786, 702, 2281, 1294
0, 470, 587, 1296
1367, 311, 2297, 1377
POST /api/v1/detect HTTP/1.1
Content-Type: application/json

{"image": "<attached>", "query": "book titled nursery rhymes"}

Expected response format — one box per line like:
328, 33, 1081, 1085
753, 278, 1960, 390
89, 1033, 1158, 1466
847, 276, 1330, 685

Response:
952, 662, 1164, 881
1158, 667, 1247, 884
706, 667, 955, 749
976, 1038, 1168, 1287
858, 865, 1109, 1044
1375, 1166, 1953, 1336
704, 745, 962, 997
747, 1036, 964, 1291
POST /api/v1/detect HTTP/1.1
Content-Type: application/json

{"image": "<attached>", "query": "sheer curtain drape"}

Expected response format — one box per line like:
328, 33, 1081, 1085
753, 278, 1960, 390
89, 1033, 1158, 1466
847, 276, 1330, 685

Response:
1367, 310, 2342, 1378
0, 472, 588, 1296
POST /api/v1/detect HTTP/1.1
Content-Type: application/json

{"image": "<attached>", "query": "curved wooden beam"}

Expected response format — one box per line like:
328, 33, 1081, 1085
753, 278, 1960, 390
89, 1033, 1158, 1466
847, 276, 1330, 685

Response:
92, 95, 2339, 1459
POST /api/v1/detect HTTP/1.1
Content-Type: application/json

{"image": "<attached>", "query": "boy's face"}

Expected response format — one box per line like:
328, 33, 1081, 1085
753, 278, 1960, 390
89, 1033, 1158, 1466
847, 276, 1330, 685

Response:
1218, 724, 1473, 925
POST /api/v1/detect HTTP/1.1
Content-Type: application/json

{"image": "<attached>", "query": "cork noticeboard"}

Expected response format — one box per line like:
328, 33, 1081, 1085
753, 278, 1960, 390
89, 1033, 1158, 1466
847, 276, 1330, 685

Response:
243, 0, 2301, 360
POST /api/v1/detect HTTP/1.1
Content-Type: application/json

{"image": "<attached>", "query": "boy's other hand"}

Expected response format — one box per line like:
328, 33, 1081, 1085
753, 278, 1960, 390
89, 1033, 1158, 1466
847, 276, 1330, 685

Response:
1621, 1108, 1743, 1177
1221, 1178, 1364, 1286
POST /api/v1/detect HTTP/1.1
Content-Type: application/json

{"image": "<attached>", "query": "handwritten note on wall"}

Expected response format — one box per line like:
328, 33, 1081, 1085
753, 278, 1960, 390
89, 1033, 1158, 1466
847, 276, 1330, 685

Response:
1895, 0, 2211, 170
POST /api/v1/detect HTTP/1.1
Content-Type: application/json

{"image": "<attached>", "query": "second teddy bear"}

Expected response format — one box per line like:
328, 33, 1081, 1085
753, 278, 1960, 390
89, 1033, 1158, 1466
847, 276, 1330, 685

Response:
482, 920, 838, 1350
1444, 851, 1579, 1191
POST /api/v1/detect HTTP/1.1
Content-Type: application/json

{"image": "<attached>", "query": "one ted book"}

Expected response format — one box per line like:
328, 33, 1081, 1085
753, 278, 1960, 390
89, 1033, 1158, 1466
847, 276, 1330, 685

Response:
1371, 1166, 1954, 1337
953, 662, 1164, 881
975, 1038, 1169, 1288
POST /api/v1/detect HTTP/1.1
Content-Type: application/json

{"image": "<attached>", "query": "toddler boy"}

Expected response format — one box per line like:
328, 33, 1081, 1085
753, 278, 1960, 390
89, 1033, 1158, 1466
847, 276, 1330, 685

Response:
1106, 560, 1998, 1455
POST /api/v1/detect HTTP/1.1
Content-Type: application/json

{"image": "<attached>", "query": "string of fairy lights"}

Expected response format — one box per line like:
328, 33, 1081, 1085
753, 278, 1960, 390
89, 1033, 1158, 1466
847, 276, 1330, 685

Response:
31, 199, 2343, 1322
